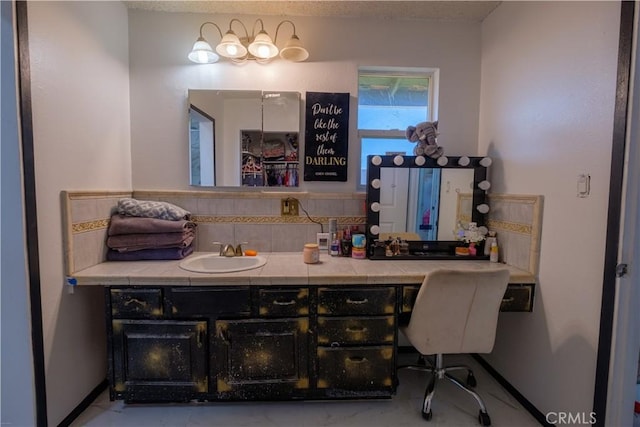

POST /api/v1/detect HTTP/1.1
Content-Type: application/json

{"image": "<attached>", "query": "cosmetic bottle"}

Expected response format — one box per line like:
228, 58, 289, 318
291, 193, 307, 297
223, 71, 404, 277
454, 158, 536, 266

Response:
490, 242, 499, 263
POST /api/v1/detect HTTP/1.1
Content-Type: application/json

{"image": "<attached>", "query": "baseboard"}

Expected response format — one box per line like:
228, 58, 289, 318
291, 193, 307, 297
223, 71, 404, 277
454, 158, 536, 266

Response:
57, 378, 108, 427
472, 354, 551, 427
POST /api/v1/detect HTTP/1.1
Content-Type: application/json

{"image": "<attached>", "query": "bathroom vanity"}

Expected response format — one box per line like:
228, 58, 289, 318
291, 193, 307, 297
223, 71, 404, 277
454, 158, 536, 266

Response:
73, 253, 535, 403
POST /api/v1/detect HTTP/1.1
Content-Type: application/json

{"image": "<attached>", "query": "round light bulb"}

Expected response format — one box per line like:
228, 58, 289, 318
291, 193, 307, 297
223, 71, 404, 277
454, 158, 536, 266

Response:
478, 180, 491, 191
370, 202, 381, 212
371, 155, 382, 166
437, 156, 449, 166
371, 179, 381, 189
477, 204, 490, 214
480, 157, 493, 167
370, 225, 380, 235
458, 156, 470, 166
393, 155, 404, 166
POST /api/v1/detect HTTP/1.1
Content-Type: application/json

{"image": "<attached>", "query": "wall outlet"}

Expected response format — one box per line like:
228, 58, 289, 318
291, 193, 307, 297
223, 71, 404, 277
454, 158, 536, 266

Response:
281, 198, 299, 216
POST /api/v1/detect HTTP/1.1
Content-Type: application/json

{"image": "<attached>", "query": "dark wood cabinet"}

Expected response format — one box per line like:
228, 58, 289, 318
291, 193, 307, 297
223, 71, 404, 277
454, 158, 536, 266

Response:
105, 281, 532, 403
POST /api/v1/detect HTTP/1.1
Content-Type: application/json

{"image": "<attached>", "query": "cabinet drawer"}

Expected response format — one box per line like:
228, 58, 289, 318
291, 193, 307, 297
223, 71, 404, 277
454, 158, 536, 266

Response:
168, 287, 250, 317
317, 287, 396, 315
110, 288, 163, 318
317, 346, 394, 390
317, 316, 395, 346
501, 285, 534, 312
258, 288, 309, 317
402, 284, 535, 313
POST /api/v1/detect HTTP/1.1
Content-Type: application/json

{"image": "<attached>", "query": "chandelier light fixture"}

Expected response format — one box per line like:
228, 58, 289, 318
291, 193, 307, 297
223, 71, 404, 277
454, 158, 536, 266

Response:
188, 18, 309, 64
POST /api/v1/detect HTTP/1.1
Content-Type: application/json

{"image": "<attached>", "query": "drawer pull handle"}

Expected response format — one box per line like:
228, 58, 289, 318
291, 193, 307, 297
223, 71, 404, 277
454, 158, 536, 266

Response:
346, 298, 369, 305
124, 298, 147, 308
502, 297, 515, 303
347, 356, 368, 364
273, 299, 296, 306
346, 326, 367, 333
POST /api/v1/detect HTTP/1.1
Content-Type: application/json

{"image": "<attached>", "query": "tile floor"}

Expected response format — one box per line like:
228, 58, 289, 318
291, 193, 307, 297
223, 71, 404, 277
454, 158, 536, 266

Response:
71, 354, 541, 427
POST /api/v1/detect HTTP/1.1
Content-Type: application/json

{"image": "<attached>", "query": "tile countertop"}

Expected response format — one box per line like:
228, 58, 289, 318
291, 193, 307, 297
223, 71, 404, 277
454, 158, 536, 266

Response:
71, 252, 536, 287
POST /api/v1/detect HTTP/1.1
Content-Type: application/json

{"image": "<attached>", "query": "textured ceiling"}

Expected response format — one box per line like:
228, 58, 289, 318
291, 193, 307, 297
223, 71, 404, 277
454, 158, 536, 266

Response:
125, 1, 501, 22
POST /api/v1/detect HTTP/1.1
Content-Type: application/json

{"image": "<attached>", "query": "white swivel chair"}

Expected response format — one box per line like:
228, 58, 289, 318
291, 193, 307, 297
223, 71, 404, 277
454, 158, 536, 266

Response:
399, 268, 510, 426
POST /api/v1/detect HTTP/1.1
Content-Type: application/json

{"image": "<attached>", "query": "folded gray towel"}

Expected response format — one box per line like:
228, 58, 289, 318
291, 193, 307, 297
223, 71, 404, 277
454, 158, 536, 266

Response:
107, 230, 195, 252
106, 244, 194, 261
108, 214, 196, 236
117, 198, 191, 221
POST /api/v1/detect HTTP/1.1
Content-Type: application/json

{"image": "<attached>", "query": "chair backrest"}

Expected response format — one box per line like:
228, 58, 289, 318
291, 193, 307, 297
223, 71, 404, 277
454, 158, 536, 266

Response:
402, 268, 510, 355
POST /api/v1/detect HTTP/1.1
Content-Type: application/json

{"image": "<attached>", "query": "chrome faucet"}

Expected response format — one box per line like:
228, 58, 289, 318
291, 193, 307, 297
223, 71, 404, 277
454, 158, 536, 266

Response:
213, 242, 247, 257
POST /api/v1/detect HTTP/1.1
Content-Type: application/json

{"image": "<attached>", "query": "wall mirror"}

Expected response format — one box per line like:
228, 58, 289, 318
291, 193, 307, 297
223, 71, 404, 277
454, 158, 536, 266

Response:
365, 154, 492, 260
188, 90, 301, 187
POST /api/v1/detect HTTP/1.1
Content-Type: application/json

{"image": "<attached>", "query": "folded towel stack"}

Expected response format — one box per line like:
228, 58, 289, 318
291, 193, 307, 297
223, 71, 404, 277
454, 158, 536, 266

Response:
106, 198, 197, 261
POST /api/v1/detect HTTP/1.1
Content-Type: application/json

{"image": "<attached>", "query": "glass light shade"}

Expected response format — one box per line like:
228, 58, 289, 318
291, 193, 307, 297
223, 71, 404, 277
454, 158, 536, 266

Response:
415, 156, 426, 166
279, 35, 309, 62
216, 31, 247, 59
393, 155, 404, 166
248, 31, 279, 59
371, 179, 381, 189
370, 225, 380, 235
371, 155, 382, 166
188, 38, 219, 64
370, 202, 381, 212
436, 156, 449, 166
458, 156, 470, 166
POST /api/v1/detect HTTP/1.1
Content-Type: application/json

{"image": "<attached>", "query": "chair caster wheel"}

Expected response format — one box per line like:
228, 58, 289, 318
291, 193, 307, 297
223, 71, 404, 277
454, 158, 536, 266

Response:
478, 410, 491, 426
422, 410, 433, 421
467, 371, 477, 388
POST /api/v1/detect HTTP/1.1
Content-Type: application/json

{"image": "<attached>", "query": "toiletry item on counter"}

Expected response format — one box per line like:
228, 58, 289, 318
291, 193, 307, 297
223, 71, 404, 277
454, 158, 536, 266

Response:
329, 219, 339, 256
303, 243, 320, 264
351, 247, 367, 259
484, 231, 497, 256
490, 242, 499, 263
340, 239, 352, 257
351, 234, 366, 259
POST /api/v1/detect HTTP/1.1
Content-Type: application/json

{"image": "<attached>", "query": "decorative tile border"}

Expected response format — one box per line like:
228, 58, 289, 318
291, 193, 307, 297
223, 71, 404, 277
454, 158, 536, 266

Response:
486, 219, 532, 235
71, 218, 110, 233
191, 215, 365, 225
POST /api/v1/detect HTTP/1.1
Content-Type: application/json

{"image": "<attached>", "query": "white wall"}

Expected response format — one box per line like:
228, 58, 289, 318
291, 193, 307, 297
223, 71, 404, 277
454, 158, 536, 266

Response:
26, 1, 131, 424
479, 1, 620, 417
128, 10, 482, 191
1, 2, 37, 425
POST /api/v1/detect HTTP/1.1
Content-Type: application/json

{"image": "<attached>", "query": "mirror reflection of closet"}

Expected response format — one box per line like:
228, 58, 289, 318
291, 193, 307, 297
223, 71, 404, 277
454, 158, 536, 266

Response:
187, 90, 301, 187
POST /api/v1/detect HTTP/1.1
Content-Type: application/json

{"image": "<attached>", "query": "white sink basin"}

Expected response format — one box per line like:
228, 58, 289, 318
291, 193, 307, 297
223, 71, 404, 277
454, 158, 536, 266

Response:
179, 254, 267, 273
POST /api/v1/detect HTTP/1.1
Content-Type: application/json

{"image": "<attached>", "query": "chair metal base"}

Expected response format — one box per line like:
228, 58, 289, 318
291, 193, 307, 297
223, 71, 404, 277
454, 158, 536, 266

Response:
398, 354, 491, 426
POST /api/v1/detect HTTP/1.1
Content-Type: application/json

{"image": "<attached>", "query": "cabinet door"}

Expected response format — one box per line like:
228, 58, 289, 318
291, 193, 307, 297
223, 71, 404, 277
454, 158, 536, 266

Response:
215, 318, 309, 398
111, 319, 207, 401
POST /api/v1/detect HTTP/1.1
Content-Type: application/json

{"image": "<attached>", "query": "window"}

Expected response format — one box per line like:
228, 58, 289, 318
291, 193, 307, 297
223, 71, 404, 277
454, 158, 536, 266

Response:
357, 68, 437, 187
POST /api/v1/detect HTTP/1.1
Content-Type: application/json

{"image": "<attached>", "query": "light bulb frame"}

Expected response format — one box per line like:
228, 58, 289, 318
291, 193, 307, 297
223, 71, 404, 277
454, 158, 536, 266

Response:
188, 18, 309, 64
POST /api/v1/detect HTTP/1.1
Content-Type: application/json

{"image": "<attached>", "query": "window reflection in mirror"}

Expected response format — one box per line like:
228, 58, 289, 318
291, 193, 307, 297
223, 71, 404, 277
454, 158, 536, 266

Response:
187, 90, 300, 187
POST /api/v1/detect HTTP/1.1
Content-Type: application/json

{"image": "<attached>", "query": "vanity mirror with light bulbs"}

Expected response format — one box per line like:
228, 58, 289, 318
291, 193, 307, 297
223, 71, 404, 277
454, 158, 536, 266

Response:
365, 154, 493, 260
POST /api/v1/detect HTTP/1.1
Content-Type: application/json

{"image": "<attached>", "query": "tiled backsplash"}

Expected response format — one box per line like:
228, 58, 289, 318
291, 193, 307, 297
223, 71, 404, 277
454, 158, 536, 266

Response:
62, 190, 366, 275
62, 190, 542, 277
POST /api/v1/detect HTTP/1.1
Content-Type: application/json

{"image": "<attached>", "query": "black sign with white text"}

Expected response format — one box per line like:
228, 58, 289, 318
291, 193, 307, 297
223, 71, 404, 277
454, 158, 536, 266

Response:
303, 92, 349, 181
